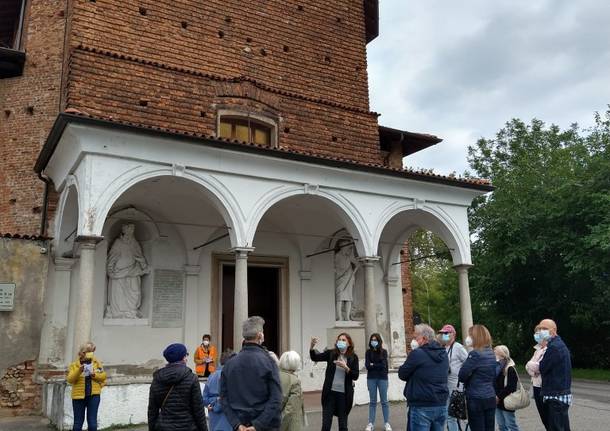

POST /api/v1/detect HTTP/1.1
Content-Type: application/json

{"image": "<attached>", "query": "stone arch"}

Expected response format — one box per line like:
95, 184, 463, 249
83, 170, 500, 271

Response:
245, 185, 372, 257
374, 201, 471, 266
89, 166, 245, 246
53, 175, 80, 257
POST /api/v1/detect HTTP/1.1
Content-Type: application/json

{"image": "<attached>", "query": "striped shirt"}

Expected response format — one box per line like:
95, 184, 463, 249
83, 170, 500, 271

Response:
543, 394, 572, 406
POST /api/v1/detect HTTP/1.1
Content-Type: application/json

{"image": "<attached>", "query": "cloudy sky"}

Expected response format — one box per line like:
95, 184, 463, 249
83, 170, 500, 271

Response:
367, 0, 610, 175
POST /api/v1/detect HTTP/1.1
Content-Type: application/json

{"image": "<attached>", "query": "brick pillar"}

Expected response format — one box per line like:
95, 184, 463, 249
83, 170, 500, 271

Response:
400, 242, 414, 342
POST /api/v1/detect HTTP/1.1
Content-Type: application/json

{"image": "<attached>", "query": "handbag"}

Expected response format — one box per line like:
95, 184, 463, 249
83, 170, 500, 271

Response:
448, 383, 467, 420
503, 368, 530, 410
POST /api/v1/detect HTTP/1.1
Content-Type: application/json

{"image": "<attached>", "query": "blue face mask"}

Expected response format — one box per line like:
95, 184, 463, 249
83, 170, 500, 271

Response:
370, 340, 379, 348
441, 333, 451, 343
539, 329, 551, 341
534, 332, 542, 343
336, 340, 347, 351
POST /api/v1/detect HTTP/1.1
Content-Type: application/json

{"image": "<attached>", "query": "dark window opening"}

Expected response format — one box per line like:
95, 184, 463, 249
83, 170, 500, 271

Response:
0, 0, 27, 78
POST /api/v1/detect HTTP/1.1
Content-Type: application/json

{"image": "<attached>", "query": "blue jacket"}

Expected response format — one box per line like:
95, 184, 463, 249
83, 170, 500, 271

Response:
398, 341, 449, 407
539, 335, 572, 396
202, 367, 232, 431
220, 343, 282, 431
365, 348, 388, 380
458, 348, 496, 400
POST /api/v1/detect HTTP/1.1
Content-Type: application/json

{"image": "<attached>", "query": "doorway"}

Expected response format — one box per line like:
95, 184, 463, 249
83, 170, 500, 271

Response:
220, 263, 282, 354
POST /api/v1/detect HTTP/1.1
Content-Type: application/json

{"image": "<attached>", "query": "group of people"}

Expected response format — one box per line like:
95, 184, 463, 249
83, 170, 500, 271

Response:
65, 317, 572, 431
398, 319, 572, 431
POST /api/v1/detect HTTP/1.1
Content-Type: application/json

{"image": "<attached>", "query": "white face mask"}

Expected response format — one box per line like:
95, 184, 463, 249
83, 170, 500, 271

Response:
410, 339, 420, 350
202, 340, 210, 347
465, 336, 473, 347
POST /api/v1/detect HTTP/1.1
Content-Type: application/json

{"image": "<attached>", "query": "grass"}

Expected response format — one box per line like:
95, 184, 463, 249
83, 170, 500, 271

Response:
515, 364, 610, 381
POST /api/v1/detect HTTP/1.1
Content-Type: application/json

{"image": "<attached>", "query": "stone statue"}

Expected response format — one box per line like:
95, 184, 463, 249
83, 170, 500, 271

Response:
334, 239, 360, 321
105, 223, 150, 319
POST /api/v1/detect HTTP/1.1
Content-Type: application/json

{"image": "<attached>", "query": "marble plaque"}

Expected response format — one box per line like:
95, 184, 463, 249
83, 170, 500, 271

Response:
0, 283, 16, 311
152, 269, 185, 328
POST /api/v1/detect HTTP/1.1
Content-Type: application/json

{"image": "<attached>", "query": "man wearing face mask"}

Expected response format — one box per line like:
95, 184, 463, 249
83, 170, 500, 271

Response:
398, 324, 449, 430
525, 325, 548, 429
537, 319, 572, 431
221, 316, 283, 431
438, 324, 468, 431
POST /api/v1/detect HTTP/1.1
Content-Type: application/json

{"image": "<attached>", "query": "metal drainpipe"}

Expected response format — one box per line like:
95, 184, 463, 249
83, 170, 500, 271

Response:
37, 171, 51, 237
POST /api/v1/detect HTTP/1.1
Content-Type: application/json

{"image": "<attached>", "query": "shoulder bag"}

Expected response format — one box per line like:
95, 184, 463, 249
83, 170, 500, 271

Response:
503, 368, 530, 410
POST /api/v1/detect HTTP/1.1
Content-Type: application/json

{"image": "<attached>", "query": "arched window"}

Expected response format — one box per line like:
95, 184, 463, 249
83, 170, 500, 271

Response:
217, 114, 277, 147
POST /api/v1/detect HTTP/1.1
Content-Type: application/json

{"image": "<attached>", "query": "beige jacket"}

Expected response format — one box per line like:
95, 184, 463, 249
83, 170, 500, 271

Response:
525, 345, 547, 387
280, 370, 305, 431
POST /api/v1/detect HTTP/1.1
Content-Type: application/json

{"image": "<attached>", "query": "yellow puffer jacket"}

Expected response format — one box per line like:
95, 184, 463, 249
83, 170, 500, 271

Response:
66, 357, 107, 399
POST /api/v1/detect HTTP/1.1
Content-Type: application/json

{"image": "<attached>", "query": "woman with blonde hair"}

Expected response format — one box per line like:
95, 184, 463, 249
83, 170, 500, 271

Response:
494, 345, 521, 431
458, 325, 496, 431
279, 351, 305, 431
66, 342, 107, 431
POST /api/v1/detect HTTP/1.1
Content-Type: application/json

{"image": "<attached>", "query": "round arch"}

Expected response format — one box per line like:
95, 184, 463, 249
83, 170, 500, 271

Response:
374, 202, 471, 266
245, 185, 372, 257
53, 176, 80, 256
89, 166, 245, 246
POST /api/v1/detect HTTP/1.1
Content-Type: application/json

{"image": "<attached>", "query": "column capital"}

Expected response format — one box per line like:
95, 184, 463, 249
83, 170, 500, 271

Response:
54, 257, 76, 271
184, 265, 201, 275
75, 235, 104, 248
231, 247, 255, 258
384, 275, 400, 285
359, 256, 380, 265
453, 264, 473, 273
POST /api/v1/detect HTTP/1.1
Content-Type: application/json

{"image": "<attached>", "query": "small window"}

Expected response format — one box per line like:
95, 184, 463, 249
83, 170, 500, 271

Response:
219, 116, 274, 147
1, 0, 26, 51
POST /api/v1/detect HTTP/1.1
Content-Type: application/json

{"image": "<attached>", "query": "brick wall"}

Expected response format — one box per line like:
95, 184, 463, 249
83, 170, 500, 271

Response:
401, 242, 415, 342
0, 0, 68, 235
0, 360, 40, 415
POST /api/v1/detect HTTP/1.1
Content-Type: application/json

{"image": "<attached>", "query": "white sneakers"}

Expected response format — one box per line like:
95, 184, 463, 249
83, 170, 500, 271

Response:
366, 423, 392, 431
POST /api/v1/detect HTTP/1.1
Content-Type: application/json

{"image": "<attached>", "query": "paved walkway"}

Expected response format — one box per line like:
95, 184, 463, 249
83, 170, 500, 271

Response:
2, 379, 608, 430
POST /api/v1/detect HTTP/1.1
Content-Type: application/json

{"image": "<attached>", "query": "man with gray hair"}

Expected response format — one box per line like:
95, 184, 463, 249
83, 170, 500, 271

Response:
398, 324, 449, 430
221, 316, 282, 431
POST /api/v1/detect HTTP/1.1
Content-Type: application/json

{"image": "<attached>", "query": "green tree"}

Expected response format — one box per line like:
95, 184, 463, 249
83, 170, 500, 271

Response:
467, 110, 610, 367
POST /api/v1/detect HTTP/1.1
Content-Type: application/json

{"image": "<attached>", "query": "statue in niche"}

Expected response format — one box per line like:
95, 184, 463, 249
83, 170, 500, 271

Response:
105, 223, 150, 319
334, 238, 360, 321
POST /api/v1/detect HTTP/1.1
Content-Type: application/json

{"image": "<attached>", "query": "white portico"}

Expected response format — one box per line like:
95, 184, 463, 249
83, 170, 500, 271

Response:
35, 115, 490, 428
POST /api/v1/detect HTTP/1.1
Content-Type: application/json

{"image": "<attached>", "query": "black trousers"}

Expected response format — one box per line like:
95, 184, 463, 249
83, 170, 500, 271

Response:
466, 396, 496, 431
533, 387, 548, 430
544, 399, 570, 431
321, 391, 348, 431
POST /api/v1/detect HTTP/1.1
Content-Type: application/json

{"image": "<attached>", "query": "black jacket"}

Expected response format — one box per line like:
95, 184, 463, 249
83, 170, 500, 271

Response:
365, 348, 388, 380
539, 335, 572, 397
398, 341, 449, 407
220, 343, 283, 431
310, 348, 359, 415
148, 363, 207, 431
495, 365, 518, 411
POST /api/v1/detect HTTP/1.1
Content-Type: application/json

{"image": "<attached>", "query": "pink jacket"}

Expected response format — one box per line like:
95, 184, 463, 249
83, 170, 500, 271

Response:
525, 345, 547, 387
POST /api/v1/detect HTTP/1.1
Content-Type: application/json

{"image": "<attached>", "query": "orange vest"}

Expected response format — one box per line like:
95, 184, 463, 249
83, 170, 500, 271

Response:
194, 344, 217, 376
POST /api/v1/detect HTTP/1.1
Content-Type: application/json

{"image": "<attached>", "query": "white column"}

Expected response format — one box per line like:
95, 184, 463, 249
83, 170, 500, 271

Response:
39, 257, 75, 367
183, 265, 201, 351
361, 256, 380, 340
232, 247, 254, 350
455, 264, 474, 342
385, 275, 407, 368
73, 236, 102, 356
299, 270, 312, 357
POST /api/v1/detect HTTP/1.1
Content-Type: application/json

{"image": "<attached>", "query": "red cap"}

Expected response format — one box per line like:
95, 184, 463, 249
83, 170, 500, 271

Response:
439, 324, 456, 334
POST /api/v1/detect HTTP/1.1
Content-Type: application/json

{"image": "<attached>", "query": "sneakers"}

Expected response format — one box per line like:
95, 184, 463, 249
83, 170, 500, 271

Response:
365, 424, 374, 431
384, 423, 392, 431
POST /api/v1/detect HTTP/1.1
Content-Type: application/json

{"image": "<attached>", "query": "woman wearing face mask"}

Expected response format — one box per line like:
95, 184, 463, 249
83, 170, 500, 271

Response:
458, 325, 496, 431
494, 345, 521, 431
365, 333, 391, 431
310, 333, 359, 431
525, 325, 548, 429
194, 334, 217, 377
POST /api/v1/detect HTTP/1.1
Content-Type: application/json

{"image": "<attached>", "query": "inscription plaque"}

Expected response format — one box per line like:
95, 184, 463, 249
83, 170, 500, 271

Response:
0, 283, 16, 311
152, 269, 185, 328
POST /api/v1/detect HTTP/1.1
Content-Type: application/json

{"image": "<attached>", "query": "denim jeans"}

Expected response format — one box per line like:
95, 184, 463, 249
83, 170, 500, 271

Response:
407, 405, 447, 431
368, 378, 390, 424
446, 396, 463, 431
495, 408, 520, 431
72, 395, 100, 431
465, 397, 495, 431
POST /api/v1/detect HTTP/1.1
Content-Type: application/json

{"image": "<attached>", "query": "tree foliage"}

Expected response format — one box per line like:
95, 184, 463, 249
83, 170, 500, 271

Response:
467, 110, 610, 367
